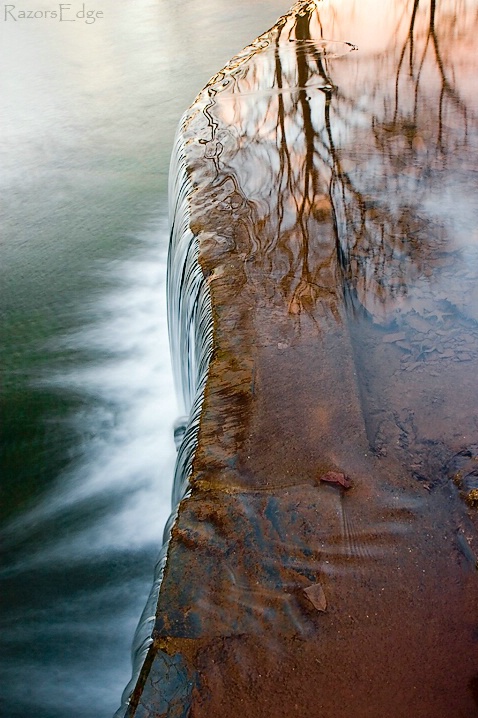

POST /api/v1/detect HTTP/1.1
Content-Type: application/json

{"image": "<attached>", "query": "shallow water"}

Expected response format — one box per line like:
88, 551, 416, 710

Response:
3, 1, 478, 716
0, 3, 283, 717
129, 1, 478, 716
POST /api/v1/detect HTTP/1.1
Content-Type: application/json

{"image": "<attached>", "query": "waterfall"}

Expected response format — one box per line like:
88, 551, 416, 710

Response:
114, 119, 214, 718
116, 1, 478, 715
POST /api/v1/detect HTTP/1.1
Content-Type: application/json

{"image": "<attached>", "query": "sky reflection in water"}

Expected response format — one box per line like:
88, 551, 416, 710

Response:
127, 1, 478, 715
2, 1, 478, 717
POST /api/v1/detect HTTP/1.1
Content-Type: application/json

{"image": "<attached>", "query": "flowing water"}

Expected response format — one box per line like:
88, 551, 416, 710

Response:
125, 1, 478, 716
3, 1, 478, 717
0, 3, 282, 717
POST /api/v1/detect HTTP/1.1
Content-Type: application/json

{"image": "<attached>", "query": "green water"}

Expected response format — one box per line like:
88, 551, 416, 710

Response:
0, 3, 283, 717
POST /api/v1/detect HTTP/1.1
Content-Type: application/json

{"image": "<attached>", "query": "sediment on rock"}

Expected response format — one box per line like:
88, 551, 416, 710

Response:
120, 1, 478, 716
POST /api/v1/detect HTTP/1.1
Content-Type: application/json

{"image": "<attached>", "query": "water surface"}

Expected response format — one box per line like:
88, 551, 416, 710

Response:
128, 1, 478, 715
0, 3, 283, 717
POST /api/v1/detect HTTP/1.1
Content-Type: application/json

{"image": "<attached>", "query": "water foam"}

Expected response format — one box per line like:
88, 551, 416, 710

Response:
115, 124, 214, 717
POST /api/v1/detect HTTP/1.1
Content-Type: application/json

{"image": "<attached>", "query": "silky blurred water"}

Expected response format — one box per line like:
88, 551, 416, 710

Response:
0, 2, 283, 717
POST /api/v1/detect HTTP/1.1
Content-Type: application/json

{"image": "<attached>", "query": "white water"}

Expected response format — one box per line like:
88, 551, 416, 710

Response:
0, 219, 178, 718
0, 4, 296, 716
3, 220, 177, 567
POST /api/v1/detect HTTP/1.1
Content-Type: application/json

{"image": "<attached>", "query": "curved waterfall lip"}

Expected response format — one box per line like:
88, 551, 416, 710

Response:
115, 122, 214, 717
208, 39, 356, 99
118, 0, 478, 715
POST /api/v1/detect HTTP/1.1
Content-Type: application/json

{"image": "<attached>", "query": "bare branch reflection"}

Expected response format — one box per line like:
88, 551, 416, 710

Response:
325, 0, 477, 324
188, 0, 477, 333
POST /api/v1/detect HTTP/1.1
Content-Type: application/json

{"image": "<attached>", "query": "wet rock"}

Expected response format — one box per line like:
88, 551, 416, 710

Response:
303, 583, 327, 612
125, 1, 478, 716
318, 471, 352, 489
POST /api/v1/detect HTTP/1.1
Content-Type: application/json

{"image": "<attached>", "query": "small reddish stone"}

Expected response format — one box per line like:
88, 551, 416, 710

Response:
319, 471, 352, 489
303, 583, 327, 612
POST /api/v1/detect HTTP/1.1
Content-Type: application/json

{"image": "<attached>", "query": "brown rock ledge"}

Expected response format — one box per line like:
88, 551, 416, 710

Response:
126, 1, 478, 715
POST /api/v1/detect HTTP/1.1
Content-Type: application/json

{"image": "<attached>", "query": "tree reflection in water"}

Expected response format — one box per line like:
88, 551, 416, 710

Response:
191, 0, 476, 321
127, 3, 478, 716
188, 0, 478, 474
